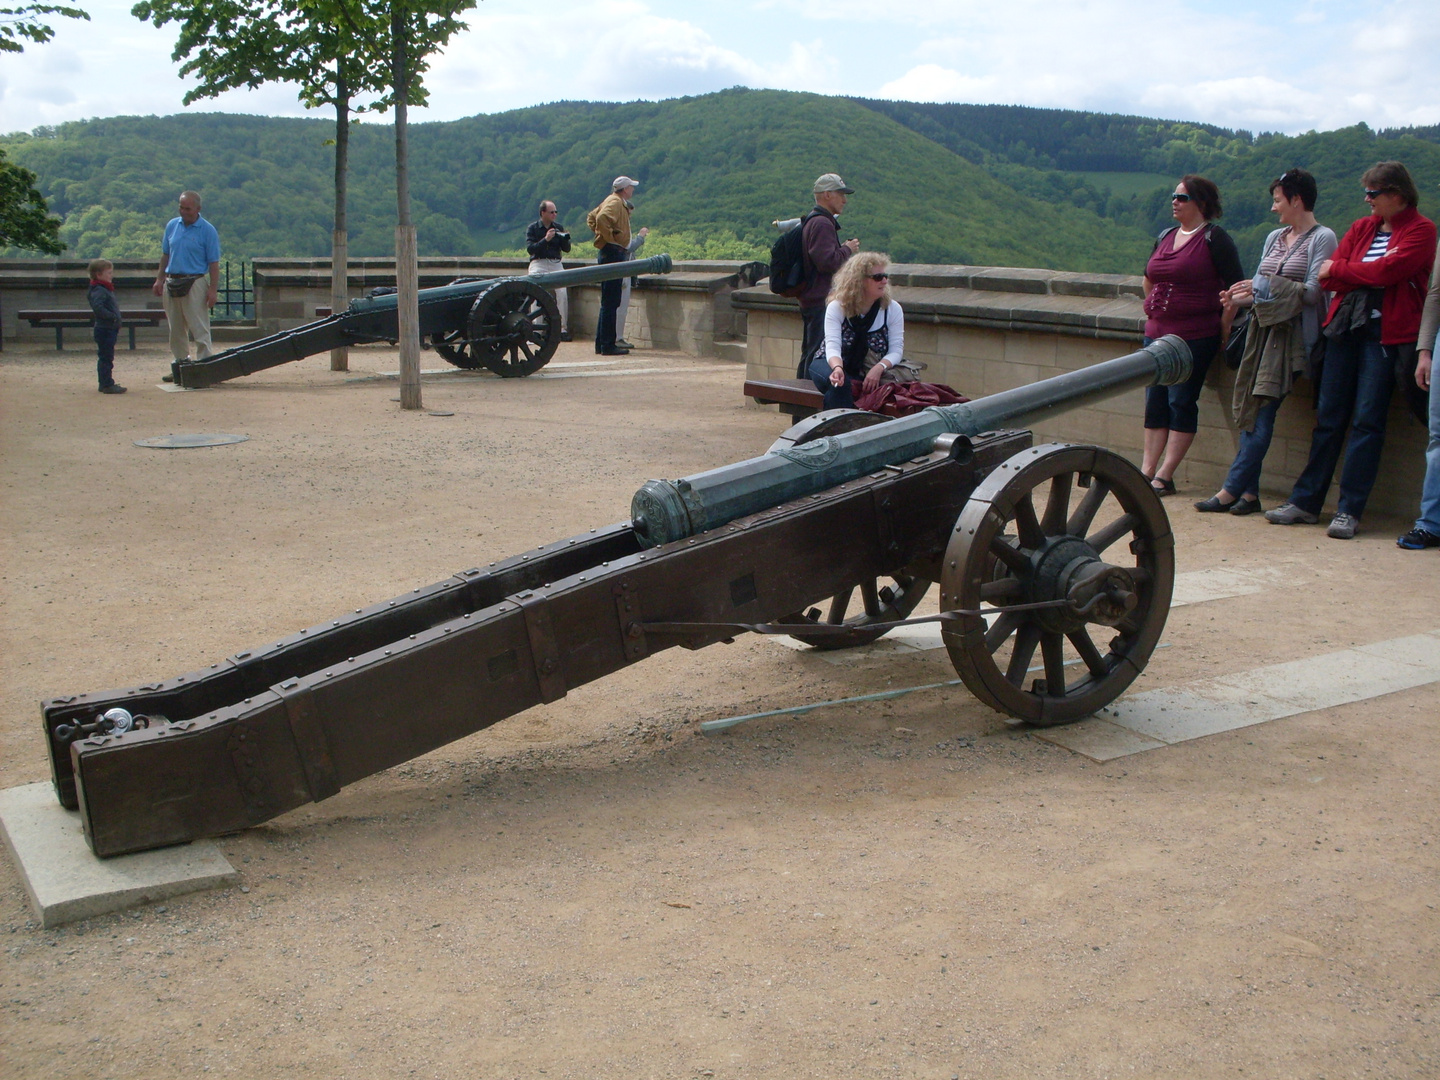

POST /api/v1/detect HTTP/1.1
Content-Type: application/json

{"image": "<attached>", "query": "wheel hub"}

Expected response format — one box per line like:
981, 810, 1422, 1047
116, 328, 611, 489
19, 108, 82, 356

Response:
1024, 535, 1136, 633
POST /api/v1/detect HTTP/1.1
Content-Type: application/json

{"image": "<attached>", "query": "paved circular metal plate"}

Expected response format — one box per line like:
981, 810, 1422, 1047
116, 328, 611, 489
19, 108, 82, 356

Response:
133, 433, 250, 449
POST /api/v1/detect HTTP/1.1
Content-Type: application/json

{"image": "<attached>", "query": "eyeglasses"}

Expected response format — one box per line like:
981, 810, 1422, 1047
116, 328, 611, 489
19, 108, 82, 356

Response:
869, 273, 889, 282
1363, 188, 1391, 199
1171, 193, 1192, 202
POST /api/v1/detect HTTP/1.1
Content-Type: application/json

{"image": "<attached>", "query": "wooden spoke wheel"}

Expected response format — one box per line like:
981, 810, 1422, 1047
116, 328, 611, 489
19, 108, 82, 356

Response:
430, 327, 476, 368
466, 279, 561, 378
778, 572, 933, 651
941, 443, 1174, 726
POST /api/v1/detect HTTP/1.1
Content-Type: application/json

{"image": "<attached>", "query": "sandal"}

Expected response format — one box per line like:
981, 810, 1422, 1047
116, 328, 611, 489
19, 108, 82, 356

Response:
1150, 477, 1177, 497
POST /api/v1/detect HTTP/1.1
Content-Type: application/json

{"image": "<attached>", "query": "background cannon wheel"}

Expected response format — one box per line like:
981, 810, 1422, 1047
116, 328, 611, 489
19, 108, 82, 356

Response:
466, 279, 561, 378
777, 572, 932, 650
430, 328, 477, 369
767, 408, 893, 453
941, 443, 1173, 726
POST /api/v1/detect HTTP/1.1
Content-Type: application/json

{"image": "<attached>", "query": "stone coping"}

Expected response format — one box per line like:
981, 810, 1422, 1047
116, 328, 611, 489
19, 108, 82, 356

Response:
732, 263, 1146, 341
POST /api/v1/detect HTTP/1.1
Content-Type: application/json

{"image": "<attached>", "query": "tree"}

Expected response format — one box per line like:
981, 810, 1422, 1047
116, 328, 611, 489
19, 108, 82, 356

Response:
132, 0, 388, 370
0, 3, 87, 52
0, 147, 64, 253
330, 0, 475, 410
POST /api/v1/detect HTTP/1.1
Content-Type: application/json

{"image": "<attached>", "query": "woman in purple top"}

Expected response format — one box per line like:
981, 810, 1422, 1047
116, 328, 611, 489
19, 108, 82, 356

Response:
1141, 175, 1244, 495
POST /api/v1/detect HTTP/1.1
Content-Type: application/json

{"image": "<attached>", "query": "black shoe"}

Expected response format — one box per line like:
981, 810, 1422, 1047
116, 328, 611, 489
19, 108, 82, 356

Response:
99, 384, 127, 394
162, 374, 174, 383
1229, 497, 1262, 516
615, 339, 634, 349
1193, 495, 1233, 513
1150, 476, 1176, 496
559, 331, 572, 342
1397, 526, 1440, 550
600, 347, 630, 356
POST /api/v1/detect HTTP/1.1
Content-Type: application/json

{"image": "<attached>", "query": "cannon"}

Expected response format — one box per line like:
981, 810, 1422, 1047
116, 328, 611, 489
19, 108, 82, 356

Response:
171, 254, 675, 388
42, 337, 1190, 857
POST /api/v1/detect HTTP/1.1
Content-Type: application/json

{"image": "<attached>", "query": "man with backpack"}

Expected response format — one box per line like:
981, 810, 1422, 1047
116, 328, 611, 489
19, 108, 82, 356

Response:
788, 174, 860, 376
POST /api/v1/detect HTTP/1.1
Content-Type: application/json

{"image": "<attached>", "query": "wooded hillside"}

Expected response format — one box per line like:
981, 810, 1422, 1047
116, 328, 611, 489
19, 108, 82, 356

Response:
4, 89, 1437, 274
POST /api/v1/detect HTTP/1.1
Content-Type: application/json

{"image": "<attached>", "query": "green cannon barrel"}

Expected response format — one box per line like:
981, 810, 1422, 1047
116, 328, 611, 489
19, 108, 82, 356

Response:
631, 335, 1191, 547
173, 254, 675, 387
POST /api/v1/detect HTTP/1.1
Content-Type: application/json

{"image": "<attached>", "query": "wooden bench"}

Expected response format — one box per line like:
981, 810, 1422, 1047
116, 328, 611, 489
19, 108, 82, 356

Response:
743, 377, 909, 419
18, 309, 167, 351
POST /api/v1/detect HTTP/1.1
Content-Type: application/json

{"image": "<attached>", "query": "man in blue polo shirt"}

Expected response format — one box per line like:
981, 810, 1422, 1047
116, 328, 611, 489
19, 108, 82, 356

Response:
152, 190, 221, 363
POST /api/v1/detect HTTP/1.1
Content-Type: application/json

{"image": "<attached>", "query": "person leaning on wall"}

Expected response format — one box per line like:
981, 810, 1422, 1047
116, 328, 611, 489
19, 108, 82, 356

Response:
1265, 161, 1437, 540
1140, 175, 1244, 497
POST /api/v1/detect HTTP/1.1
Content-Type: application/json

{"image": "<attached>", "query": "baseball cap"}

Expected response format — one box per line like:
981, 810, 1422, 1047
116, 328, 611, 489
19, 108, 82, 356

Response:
813, 173, 854, 194
613, 175, 640, 190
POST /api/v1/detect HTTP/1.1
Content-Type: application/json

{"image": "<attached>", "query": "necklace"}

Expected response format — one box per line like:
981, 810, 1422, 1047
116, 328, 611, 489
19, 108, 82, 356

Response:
1177, 223, 1204, 237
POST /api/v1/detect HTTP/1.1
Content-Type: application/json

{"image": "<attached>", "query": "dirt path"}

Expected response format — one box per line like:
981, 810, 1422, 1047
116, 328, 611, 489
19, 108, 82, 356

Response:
2, 341, 1438, 1078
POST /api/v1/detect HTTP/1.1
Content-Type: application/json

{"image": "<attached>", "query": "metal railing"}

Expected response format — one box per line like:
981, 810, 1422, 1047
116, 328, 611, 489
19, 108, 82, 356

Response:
212, 260, 254, 322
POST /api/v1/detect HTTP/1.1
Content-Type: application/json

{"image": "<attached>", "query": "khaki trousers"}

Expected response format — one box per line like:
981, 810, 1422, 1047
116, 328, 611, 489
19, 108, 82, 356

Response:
163, 279, 214, 361
527, 259, 568, 331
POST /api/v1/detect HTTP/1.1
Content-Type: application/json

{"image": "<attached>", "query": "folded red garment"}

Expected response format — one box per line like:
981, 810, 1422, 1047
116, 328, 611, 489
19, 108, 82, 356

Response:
853, 380, 968, 416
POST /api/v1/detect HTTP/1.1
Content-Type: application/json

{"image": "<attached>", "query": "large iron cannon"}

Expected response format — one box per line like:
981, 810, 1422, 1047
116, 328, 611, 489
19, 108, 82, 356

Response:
172, 254, 675, 388
43, 337, 1190, 857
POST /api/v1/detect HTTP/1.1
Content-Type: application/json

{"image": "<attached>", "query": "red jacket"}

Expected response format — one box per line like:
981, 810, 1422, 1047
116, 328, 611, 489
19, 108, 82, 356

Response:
1323, 205, 1437, 344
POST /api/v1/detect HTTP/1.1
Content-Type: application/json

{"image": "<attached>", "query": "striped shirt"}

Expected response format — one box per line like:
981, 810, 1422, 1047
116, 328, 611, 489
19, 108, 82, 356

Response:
1257, 227, 1319, 282
1362, 231, 1391, 262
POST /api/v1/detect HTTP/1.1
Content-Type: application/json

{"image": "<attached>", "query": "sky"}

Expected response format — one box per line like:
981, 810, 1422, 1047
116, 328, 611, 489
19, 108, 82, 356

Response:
2, 0, 1437, 138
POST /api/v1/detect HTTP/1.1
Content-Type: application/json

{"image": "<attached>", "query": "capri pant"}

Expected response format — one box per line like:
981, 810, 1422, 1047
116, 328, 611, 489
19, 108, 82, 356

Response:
1142, 334, 1218, 434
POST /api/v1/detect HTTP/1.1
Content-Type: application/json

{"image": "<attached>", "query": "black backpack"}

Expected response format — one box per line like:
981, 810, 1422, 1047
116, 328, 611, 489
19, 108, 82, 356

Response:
769, 211, 820, 297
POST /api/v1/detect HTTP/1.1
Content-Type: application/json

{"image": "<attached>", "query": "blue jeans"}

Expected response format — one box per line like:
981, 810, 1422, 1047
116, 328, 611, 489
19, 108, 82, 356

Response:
94, 324, 119, 388
1221, 396, 1282, 499
1288, 322, 1395, 518
1418, 356, 1440, 535
807, 353, 856, 411
1143, 334, 1218, 434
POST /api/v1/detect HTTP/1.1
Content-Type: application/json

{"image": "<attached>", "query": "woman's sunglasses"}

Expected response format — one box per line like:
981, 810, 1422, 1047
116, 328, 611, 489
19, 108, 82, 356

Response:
1171, 193, 1192, 202
869, 273, 889, 281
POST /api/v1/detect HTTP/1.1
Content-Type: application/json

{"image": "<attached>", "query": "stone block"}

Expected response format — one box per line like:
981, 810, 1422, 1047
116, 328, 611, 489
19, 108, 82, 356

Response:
1002, 334, 1058, 366
0, 783, 238, 928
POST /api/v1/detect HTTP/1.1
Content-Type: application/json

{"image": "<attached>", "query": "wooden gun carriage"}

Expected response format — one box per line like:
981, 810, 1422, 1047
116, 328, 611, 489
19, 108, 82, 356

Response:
42, 337, 1191, 857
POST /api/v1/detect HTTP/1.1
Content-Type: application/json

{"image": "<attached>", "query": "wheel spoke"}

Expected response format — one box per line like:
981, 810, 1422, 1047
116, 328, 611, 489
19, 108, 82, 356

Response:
989, 535, 1029, 574
1066, 627, 1110, 677
1004, 623, 1042, 685
825, 587, 854, 624
1013, 494, 1043, 549
1040, 632, 1067, 696
1041, 473, 1073, 536
1087, 512, 1138, 555
860, 577, 882, 617
984, 609, 1022, 652
978, 577, 1022, 602
1067, 479, 1109, 536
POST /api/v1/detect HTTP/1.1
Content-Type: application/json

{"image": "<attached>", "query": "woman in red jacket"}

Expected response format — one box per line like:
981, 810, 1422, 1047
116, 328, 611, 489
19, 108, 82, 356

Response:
1266, 161, 1437, 538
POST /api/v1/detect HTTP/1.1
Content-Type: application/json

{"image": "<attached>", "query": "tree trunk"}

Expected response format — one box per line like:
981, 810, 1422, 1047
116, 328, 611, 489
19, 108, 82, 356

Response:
330, 76, 350, 372
392, 6, 421, 411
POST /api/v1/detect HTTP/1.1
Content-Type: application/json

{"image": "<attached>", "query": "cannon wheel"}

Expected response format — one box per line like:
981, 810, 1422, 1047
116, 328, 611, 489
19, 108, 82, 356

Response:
777, 572, 933, 651
941, 443, 1173, 726
430, 328, 475, 368
768, 408, 931, 650
466, 279, 561, 378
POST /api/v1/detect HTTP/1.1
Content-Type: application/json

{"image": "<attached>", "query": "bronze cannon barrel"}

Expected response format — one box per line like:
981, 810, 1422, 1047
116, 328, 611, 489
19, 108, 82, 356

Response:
630, 335, 1192, 547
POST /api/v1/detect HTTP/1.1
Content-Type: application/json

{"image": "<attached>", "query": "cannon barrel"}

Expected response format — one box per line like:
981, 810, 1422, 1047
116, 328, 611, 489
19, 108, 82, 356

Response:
631, 335, 1191, 547
172, 254, 674, 388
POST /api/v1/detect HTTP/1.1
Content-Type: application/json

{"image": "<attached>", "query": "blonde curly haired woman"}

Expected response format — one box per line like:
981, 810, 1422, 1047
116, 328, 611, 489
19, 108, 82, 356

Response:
806, 251, 911, 410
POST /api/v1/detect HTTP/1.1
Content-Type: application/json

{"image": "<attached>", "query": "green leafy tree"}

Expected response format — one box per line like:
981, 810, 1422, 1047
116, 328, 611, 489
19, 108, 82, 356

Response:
132, 0, 389, 370
0, 3, 87, 51
0, 147, 64, 253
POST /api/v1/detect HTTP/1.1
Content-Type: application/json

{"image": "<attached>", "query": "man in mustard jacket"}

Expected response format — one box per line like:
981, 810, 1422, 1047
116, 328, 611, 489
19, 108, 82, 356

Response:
588, 176, 638, 355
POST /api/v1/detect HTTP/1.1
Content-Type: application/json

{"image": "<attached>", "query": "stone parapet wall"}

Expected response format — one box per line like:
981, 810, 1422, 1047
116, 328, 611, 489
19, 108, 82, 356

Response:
0, 260, 167, 346
735, 263, 1427, 520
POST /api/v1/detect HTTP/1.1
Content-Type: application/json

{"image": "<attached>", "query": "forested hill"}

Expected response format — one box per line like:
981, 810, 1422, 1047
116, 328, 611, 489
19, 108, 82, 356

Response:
4, 88, 1440, 273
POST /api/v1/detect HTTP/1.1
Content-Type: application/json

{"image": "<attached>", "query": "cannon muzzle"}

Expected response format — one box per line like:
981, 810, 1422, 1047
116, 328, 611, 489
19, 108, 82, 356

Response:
630, 335, 1191, 547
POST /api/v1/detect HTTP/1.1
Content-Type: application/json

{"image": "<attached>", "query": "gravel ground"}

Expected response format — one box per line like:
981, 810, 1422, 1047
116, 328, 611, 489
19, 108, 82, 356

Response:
2, 340, 1438, 1079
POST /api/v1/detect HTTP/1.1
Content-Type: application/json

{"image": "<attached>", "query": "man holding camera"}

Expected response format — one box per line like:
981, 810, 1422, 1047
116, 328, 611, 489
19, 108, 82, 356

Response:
526, 199, 572, 341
